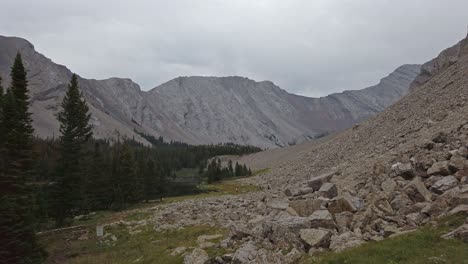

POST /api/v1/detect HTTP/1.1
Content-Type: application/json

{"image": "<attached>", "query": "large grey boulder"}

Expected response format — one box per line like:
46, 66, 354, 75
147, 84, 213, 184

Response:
328, 193, 364, 214
266, 199, 289, 211
449, 154, 468, 172
184, 248, 209, 264
262, 216, 311, 250
329, 232, 364, 252
427, 161, 451, 176
442, 224, 468, 242
232, 242, 258, 264
381, 178, 397, 197
289, 198, 322, 217
319, 183, 338, 198
404, 177, 433, 202
309, 210, 336, 229
391, 162, 414, 179
299, 228, 332, 248
307, 172, 335, 191
430, 176, 459, 194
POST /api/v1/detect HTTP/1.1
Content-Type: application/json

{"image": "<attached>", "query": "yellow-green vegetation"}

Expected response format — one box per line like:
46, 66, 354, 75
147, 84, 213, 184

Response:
163, 179, 259, 203
306, 214, 468, 264
41, 179, 257, 263
43, 224, 228, 264
253, 168, 270, 176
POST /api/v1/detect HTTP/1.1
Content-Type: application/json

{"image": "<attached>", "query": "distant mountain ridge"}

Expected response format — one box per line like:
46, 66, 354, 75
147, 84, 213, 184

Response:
0, 35, 421, 148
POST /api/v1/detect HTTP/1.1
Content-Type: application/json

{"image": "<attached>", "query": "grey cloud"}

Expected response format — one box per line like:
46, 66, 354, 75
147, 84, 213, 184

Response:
1, 0, 467, 97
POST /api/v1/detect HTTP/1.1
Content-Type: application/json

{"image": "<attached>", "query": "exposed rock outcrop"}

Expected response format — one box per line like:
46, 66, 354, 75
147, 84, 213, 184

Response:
0, 35, 421, 148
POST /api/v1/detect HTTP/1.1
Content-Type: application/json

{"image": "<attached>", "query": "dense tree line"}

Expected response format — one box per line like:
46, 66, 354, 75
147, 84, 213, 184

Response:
204, 159, 252, 183
0, 53, 259, 262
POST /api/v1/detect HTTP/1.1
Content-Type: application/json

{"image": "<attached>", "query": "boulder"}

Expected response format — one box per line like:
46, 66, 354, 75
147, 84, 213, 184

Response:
184, 248, 209, 264
267, 199, 289, 211
328, 193, 364, 214
391, 162, 414, 179
442, 224, 468, 242
425, 175, 444, 188
299, 228, 332, 248
329, 232, 364, 252
284, 188, 299, 197
319, 183, 338, 199
309, 210, 336, 229
447, 204, 468, 216
381, 178, 397, 197
285, 187, 314, 197
404, 177, 433, 203
286, 207, 299, 216
421, 199, 448, 216
390, 193, 413, 213
449, 154, 468, 172
307, 171, 335, 191
232, 242, 258, 264
262, 216, 311, 250
382, 224, 400, 237
229, 224, 251, 240
334, 211, 354, 232
431, 131, 447, 143
289, 198, 322, 217
430, 176, 459, 194
405, 212, 426, 226
170, 246, 187, 256
427, 161, 451, 176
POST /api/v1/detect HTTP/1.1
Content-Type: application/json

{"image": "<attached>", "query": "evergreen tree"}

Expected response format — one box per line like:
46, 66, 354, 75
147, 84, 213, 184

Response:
52, 74, 93, 225
143, 158, 159, 201
235, 162, 242, 177
228, 160, 234, 177
0, 53, 45, 263
86, 143, 112, 210
119, 144, 139, 204
0, 76, 4, 170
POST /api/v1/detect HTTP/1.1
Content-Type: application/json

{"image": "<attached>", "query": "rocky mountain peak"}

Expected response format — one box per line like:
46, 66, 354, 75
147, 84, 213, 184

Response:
0, 35, 422, 148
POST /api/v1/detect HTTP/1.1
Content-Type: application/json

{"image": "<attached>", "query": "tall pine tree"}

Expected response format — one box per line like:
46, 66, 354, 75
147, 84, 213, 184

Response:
0, 53, 45, 264
0, 76, 4, 170
52, 74, 93, 226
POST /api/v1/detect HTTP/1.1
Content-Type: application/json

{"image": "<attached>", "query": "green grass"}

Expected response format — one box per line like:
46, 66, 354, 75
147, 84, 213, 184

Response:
306, 214, 468, 264
253, 168, 270, 176
174, 168, 199, 179
41, 179, 257, 263
162, 179, 259, 203
43, 224, 228, 264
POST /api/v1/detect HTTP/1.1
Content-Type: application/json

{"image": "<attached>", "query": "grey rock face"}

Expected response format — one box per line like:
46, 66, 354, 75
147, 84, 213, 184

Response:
0, 35, 421, 148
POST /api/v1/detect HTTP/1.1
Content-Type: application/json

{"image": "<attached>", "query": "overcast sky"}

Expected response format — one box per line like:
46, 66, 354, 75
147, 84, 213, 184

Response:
1, 0, 467, 97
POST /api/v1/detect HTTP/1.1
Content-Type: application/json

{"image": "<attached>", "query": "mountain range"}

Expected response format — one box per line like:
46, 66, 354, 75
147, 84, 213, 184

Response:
0, 36, 421, 148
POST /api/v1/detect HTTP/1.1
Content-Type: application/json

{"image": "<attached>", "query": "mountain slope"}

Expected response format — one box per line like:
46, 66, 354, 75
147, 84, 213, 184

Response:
0, 35, 420, 148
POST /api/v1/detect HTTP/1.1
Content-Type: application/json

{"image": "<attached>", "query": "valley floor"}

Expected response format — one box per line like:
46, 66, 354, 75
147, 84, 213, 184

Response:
41, 175, 468, 264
